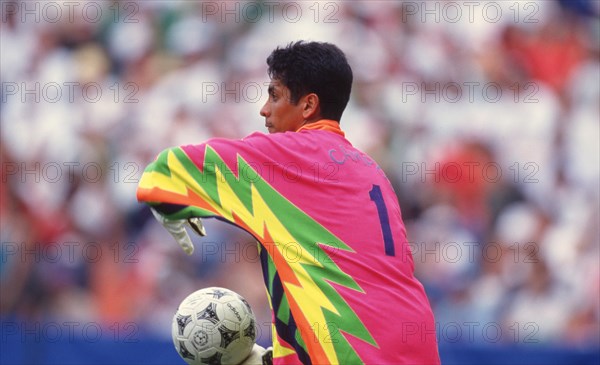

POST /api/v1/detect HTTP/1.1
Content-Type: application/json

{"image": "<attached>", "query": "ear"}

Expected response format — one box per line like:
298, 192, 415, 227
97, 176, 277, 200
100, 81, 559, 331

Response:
301, 93, 320, 120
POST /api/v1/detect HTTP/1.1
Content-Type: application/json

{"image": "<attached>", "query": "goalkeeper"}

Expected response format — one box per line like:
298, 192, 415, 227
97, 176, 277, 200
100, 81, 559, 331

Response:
138, 41, 440, 365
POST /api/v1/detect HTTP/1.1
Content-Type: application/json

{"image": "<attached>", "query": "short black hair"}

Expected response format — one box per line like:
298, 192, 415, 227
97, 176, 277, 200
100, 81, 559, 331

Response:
266, 41, 353, 122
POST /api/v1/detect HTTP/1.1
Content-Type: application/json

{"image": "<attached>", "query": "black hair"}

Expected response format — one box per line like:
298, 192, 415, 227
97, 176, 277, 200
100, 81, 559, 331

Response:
266, 41, 353, 122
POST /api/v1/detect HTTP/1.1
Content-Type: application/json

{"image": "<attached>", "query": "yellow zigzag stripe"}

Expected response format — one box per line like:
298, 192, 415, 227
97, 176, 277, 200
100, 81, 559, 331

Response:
213, 165, 340, 363
138, 150, 204, 197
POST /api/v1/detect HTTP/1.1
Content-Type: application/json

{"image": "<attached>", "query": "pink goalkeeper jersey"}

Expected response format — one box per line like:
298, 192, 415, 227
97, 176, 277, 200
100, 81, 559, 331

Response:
137, 120, 440, 364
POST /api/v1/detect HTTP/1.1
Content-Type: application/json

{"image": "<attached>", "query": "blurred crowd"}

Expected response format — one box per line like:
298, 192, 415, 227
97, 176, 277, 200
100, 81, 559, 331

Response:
1, 0, 599, 349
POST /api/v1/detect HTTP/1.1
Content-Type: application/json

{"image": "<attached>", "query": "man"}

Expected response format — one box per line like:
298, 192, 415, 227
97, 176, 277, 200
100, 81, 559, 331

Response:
137, 41, 440, 365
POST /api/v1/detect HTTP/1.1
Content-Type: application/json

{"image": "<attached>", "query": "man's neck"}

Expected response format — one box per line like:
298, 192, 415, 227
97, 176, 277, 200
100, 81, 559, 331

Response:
295, 119, 344, 136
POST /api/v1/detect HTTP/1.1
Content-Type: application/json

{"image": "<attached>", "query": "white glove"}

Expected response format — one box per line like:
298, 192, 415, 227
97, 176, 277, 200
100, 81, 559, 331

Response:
150, 208, 206, 255
238, 344, 273, 365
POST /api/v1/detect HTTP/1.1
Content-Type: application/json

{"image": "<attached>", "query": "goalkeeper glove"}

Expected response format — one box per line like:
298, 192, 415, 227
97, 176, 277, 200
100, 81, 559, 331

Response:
238, 344, 273, 365
150, 208, 206, 255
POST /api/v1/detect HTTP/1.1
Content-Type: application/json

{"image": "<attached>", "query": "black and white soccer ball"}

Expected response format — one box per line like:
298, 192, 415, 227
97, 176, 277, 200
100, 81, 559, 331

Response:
171, 287, 257, 365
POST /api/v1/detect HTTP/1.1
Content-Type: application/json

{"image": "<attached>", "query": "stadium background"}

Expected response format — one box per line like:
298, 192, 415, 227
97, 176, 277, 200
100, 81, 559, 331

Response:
1, 1, 598, 364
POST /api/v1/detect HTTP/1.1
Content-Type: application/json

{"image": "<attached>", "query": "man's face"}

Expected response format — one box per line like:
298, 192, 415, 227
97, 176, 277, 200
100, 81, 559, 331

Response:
260, 79, 305, 134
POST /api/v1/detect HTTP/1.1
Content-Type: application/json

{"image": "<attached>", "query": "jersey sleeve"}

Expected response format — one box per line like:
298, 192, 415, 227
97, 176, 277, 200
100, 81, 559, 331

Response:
138, 139, 246, 221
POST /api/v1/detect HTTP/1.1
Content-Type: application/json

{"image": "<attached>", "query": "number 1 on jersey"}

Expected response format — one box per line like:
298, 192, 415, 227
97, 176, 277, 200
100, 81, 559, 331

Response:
369, 184, 396, 257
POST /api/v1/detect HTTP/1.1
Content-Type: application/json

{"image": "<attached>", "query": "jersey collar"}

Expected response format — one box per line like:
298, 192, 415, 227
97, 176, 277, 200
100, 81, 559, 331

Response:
295, 119, 345, 137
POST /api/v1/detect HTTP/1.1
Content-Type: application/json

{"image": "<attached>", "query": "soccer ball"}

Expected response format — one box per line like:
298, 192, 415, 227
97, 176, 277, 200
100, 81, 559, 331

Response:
171, 287, 257, 365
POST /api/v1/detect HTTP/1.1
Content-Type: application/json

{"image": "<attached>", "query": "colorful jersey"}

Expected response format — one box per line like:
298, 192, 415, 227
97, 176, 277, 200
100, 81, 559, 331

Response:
137, 120, 440, 364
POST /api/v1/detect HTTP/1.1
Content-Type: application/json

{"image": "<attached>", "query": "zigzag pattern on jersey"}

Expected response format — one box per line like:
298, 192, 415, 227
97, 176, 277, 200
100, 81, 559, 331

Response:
137, 145, 377, 364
